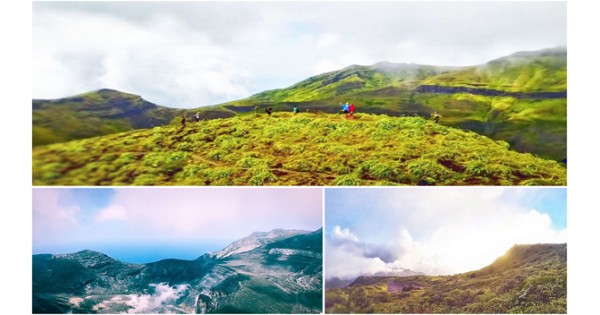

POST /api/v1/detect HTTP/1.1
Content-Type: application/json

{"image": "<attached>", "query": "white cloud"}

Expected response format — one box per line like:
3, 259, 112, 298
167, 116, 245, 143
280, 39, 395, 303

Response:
33, 7, 252, 107
333, 225, 359, 242
32, 188, 322, 252
32, 2, 566, 108
95, 204, 127, 222
89, 188, 321, 241
32, 189, 80, 244
326, 229, 418, 280
325, 240, 388, 280
316, 33, 339, 49
124, 283, 189, 314
326, 189, 567, 278
392, 208, 566, 275
312, 59, 342, 74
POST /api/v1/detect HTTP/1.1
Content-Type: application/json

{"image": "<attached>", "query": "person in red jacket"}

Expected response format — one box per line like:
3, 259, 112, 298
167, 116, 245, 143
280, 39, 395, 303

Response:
349, 103, 355, 119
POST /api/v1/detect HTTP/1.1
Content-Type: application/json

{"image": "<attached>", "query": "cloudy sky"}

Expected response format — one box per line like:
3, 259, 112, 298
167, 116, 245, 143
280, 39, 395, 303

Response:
32, 188, 322, 263
32, 1, 566, 108
325, 187, 566, 279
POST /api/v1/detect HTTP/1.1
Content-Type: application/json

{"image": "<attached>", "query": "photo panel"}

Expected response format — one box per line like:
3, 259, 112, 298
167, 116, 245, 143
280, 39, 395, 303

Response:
32, 187, 324, 314
32, 1, 566, 186
324, 187, 566, 314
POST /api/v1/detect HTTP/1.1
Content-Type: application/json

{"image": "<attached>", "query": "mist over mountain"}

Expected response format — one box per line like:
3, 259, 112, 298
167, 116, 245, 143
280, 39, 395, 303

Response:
326, 268, 425, 290
32, 228, 323, 314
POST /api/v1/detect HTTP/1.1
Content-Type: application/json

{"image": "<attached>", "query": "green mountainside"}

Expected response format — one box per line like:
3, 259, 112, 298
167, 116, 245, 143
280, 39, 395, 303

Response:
32, 229, 323, 314
32, 113, 566, 186
213, 47, 566, 161
32, 89, 185, 146
325, 243, 566, 314
32, 48, 566, 160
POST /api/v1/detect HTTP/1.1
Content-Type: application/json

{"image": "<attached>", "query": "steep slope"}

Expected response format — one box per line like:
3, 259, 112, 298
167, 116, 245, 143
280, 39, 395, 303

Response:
325, 243, 566, 314
207, 229, 323, 313
32, 89, 184, 146
32, 113, 566, 186
32, 229, 323, 314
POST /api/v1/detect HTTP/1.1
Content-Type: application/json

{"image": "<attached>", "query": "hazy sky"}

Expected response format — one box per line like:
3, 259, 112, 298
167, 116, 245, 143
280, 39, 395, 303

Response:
325, 187, 566, 278
32, 1, 566, 108
32, 188, 322, 262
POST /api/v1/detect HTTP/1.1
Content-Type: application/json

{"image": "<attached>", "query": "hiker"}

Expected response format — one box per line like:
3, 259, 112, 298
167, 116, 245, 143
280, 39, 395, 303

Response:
293, 105, 299, 114
180, 114, 186, 129
194, 112, 201, 122
431, 111, 441, 123
254, 105, 259, 115
265, 107, 272, 116
342, 102, 350, 118
349, 103, 355, 119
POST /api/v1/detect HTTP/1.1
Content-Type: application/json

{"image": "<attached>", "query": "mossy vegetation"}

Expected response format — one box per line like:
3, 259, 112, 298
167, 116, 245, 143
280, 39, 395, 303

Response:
33, 113, 566, 186
325, 244, 567, 314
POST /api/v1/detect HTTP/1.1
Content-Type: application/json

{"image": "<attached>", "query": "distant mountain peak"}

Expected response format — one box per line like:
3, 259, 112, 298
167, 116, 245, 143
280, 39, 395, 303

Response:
52, 249, 121, 269
487, 47, 567, 65
250, 228, 307, 238
95, 88, 126, 94
212, 228, 308, 259
91, 88, 143, 100
55, 249, 105, 258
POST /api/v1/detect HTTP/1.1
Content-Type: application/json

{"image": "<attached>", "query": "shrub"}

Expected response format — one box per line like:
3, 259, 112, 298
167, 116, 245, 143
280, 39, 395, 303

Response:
333, 174, 362, 186
32, 113, 567, 186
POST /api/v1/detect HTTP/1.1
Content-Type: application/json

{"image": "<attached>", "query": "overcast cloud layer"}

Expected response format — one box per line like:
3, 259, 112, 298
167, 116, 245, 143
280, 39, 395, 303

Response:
325, 188, 566, 278
32, 1, 566, 108
33, 188, 322, 252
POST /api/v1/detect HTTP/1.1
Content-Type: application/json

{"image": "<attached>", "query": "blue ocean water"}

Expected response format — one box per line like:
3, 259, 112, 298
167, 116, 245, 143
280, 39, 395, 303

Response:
33, 240, 233, 264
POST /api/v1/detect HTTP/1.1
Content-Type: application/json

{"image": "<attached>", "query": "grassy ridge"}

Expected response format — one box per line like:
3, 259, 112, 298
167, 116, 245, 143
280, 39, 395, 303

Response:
423, 48, 567, 92
32, 113, 566, 186
325, 244, 566, 314
243, 63, 447, 104
32, 89, 183, 146
235, 48, 566, 105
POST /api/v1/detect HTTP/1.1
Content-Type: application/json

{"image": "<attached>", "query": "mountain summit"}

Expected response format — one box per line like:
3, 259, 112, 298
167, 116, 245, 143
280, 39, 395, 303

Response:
212, 228, 307, 259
